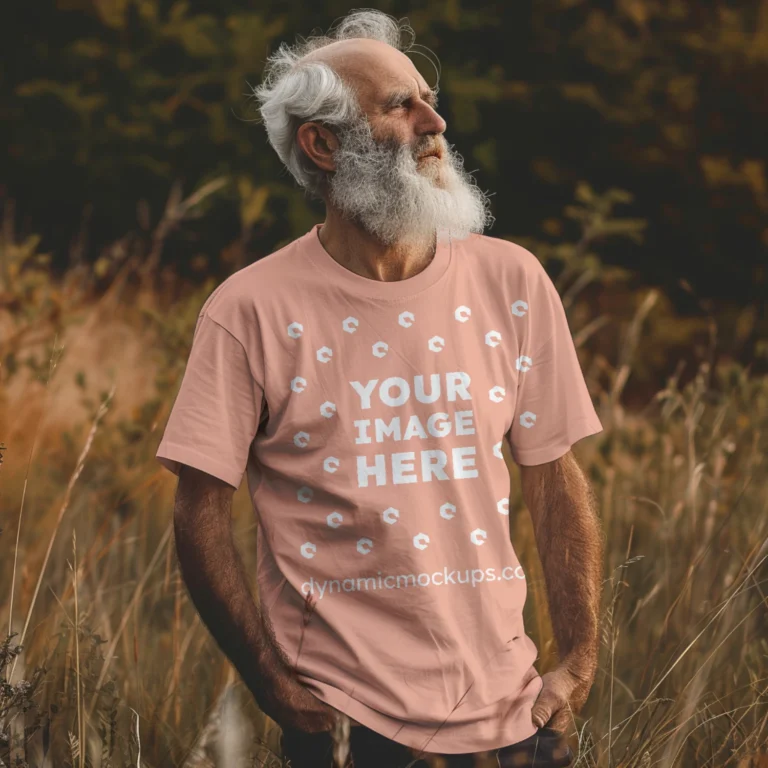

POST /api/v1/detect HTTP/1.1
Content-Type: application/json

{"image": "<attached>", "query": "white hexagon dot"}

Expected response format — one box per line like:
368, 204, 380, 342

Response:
489, 386, 506, 403
428, 336, 445, 352
413, 533, 430, 550
290, 376, 307, 394
287, 322, 304, 339
320, 401, 337, 418
297, 486, 313, 503
382, 507, 400, 525
516, 355, 533, 373
326, 511, 343, 529
317, 346, 333, 364
342, 316, 359, 333
398, 311, 415, 328
323, 457, 340, 473
454, 306, 471, 322
470, 528, 488, 546
293, 431, 310, 448
439, 503, 456, 520
485, 330, 502, 347
519, 411, 537, 429
300, 542, 316, 559
372, 341, 389, 358
493, 441, 504, 459
510, 300, 529, 317
357, 538, 373, 555
497, 498, 510, 516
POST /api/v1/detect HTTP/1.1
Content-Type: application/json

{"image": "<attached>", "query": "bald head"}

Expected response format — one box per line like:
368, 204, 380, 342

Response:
302, 36, 401, 67
302, 38, 437, 126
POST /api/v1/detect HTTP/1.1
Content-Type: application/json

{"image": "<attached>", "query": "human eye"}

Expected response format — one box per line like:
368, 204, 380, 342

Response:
422, 93, 439, 110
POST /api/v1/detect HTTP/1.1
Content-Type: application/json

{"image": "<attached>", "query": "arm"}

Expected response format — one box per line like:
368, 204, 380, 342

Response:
520, 449, 604, 729
173, 464, 338, 733
173, 464, 282, 691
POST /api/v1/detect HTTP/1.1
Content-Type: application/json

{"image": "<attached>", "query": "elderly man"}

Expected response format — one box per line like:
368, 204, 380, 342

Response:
156, 9, 604, 768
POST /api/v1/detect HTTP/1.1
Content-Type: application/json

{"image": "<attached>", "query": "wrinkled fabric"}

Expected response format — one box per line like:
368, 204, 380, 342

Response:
157, 223, 603, 754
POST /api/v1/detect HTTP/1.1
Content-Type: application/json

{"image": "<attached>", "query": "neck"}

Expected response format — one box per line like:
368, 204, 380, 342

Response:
318, 206, 437, 284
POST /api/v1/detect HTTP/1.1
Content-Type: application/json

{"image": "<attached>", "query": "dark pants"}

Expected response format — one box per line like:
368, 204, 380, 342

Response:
279, 722, 574, 768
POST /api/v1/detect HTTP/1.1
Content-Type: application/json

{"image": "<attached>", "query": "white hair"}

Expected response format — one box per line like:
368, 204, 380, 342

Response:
250, 9, 435, 201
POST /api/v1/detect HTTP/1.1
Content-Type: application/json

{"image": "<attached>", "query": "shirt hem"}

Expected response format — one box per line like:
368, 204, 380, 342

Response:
300, 674, 544, 755
510, 416, 603, 466
156, 441, 243, 490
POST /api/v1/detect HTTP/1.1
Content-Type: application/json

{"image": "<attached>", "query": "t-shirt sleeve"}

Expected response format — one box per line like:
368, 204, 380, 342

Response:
156, 311, 264, 490
505, 258, 603, 467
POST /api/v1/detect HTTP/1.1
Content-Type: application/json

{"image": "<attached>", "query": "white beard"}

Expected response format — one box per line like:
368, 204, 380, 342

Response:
325, 117, 495, 247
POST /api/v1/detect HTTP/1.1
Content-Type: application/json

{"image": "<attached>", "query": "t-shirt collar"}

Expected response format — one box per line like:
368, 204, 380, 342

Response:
303, 223, 453, 300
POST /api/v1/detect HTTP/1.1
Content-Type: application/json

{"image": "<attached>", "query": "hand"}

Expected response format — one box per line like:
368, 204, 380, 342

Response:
531, 658, 594, 734
252, 655, 341, 734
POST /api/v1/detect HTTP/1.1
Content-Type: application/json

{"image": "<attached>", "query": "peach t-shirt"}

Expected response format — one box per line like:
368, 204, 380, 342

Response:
156, 223, 603, 754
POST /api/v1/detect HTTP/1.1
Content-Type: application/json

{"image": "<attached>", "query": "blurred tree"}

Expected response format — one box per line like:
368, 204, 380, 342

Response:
1, 0, 766, 310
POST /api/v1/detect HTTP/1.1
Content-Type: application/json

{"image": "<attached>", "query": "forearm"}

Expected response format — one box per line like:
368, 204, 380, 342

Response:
522, 452, 603, 692
173, 478, 291, 698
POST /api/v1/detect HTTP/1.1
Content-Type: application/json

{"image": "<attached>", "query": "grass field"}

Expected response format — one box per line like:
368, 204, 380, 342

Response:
1, 234, 767, 767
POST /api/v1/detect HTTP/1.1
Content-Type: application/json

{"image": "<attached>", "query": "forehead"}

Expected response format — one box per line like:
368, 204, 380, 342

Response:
306, 38, 431, 106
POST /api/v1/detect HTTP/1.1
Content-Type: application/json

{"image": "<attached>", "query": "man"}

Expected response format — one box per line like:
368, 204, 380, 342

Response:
156, 9, 604, 768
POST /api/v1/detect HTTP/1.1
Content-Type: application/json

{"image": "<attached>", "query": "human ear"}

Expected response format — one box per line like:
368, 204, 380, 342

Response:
296, 121, 338, 173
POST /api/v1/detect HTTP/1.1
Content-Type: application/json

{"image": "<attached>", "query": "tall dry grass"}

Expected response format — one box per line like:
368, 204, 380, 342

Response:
1, 188, 767, 767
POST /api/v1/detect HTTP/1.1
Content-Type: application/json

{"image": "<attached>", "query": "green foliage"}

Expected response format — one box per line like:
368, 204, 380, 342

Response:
1, 0, 766, 315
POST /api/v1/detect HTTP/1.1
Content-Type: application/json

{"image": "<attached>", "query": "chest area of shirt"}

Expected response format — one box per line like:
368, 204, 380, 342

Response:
260, 298, 522, 474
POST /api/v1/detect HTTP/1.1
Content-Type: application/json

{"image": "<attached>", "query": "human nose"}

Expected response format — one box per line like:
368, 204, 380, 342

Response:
414, 101, 446, 137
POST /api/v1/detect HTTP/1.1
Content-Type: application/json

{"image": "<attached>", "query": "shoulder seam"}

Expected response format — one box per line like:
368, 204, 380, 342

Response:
201, 310, 246, 350
200, 312, 267, 402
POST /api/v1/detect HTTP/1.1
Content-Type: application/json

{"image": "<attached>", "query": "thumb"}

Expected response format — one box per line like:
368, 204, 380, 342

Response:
531, 677, 561, 728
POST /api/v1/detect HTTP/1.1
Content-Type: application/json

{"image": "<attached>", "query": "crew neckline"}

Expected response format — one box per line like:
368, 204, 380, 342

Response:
303, 223, 453, 300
